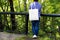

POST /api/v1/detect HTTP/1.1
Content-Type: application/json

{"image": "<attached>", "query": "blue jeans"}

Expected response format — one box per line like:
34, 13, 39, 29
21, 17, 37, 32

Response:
32, 21, 39, 35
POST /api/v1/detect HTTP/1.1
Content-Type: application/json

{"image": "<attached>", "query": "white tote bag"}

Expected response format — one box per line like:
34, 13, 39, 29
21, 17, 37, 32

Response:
29, 3, 39, 21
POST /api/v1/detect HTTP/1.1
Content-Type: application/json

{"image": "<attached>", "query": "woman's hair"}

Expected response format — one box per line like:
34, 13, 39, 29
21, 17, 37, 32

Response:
34, 0, 38, 2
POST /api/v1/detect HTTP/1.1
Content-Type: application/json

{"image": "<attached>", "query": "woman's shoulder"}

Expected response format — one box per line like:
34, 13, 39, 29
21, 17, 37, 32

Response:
30, 2, 34, 5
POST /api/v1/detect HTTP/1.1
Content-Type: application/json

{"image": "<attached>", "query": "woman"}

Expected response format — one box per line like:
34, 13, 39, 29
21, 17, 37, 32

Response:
29, 0, 42, 38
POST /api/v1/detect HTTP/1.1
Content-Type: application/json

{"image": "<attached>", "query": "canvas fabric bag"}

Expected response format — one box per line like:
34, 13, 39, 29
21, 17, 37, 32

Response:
29, 2, 39, 21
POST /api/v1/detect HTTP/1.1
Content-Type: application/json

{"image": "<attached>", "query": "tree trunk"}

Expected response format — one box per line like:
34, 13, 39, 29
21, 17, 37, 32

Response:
0, 14, 3, 32
24, 0, 27, 11
9, 0, 16, 31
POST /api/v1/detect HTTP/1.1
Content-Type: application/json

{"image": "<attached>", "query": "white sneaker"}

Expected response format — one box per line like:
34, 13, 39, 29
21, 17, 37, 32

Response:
32, 35, 37, 39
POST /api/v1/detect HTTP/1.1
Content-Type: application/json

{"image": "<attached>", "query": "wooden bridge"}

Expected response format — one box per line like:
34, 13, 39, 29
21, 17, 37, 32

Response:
0, 12, 60, 40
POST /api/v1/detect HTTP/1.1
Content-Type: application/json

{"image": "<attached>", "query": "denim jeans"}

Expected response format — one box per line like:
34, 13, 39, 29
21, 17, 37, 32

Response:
32, 20, 39, 35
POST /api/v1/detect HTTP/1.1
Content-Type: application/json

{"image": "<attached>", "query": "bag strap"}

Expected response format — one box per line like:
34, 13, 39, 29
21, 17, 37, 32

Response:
31, 2, 36, 9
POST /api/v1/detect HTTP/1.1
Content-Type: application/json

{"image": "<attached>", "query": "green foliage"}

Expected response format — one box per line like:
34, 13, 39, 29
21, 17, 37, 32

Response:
42, 0, 60, 13
0, 0, 60, 37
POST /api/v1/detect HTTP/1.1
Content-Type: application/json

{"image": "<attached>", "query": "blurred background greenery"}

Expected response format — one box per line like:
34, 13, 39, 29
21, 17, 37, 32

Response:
0, 0, 60, 40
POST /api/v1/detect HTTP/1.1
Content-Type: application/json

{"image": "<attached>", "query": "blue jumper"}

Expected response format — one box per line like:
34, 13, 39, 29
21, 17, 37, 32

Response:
29, 2, 42, 35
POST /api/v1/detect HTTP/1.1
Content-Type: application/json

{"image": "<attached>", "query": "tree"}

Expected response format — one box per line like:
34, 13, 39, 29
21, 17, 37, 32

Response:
0, 0, 8, 31
24, 0, 27, 11
9, 0, 16, 31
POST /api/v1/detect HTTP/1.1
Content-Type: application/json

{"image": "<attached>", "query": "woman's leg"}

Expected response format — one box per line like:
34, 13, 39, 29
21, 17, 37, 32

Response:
32, 21, 39, 35
35, 21, 39, 35
32, 21, 36, 35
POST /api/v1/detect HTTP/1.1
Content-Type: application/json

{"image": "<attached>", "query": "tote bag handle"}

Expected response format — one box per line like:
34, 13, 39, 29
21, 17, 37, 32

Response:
31, 2, 36, 9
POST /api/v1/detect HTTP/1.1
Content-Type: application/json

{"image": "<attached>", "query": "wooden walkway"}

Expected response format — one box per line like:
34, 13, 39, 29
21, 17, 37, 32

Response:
0, 32, 39, 40
0, 32, 25, 40
0, 32, 59, 40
